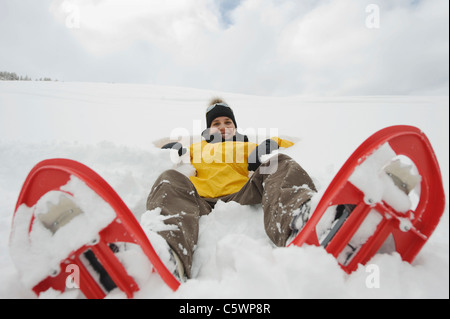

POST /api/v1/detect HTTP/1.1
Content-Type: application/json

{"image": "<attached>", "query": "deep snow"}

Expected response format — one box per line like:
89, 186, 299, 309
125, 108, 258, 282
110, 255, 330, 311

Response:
0, 81, 448, 298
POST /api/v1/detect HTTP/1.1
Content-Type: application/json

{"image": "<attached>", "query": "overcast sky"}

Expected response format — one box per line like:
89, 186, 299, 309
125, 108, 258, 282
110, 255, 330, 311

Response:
0, 0, 448, 96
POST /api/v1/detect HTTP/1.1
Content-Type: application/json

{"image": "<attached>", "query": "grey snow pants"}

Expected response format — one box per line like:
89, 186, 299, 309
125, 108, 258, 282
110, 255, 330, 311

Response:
146, 154, 316, 277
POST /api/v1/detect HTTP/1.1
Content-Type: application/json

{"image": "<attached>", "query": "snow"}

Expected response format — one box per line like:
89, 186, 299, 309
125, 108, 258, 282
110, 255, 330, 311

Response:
0, 81, 448, 298
349, 143, 414, 212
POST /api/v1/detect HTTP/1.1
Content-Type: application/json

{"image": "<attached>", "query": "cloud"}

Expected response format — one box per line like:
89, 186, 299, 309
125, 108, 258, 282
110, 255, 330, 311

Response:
6, 0, 449, 96
49, 0, 220, 56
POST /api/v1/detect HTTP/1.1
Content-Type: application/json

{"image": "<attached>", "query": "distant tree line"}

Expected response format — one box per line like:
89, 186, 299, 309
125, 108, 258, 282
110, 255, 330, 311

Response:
0, 71, 56, 82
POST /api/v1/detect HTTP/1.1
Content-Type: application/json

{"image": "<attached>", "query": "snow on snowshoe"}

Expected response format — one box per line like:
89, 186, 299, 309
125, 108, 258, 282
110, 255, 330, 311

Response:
9, 158, 181, 298
289, 125, 445, 273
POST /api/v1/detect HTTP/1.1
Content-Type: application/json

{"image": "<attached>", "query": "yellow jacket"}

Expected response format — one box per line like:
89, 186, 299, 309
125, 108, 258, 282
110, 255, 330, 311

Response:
189, 137, 294, 198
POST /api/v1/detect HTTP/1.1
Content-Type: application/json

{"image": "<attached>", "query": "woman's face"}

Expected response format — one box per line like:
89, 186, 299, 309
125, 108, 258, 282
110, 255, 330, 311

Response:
209, 116, 236, 140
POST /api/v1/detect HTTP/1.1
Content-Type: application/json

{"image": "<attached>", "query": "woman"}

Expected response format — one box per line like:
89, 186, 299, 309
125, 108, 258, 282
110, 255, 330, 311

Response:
146, 98, 317, 280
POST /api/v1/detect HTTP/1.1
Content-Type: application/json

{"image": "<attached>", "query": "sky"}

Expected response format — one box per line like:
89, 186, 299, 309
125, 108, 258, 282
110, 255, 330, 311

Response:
0, 0, 448, 96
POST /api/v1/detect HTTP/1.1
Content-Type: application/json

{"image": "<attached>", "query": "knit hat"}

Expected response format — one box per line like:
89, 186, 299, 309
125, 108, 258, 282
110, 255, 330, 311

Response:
206, 100, 237, 128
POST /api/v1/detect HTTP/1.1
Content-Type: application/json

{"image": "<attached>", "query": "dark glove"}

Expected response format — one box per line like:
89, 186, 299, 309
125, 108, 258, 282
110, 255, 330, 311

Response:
161, 142, 187, 157
248, 139, 279, 171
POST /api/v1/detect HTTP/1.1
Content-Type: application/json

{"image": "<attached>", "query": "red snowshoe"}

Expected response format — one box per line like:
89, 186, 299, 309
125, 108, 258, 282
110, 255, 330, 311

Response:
9, 159, 181, 299
289, 125, 445, 273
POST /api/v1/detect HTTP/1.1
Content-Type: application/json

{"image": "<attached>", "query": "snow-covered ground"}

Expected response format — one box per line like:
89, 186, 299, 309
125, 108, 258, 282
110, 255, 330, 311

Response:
0, 81, 448, 298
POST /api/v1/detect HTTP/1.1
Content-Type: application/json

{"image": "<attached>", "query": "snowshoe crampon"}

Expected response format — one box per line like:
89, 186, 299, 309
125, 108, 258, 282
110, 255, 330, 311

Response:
9, 159, 180, 299
290, 125, 445, 273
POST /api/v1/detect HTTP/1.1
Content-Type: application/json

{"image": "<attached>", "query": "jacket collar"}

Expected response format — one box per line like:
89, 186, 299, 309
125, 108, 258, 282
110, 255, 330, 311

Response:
201, 129, 249, 144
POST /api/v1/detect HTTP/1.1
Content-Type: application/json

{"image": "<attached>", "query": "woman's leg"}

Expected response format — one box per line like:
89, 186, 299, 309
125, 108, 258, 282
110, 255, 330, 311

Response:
146, 169, 212, 277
